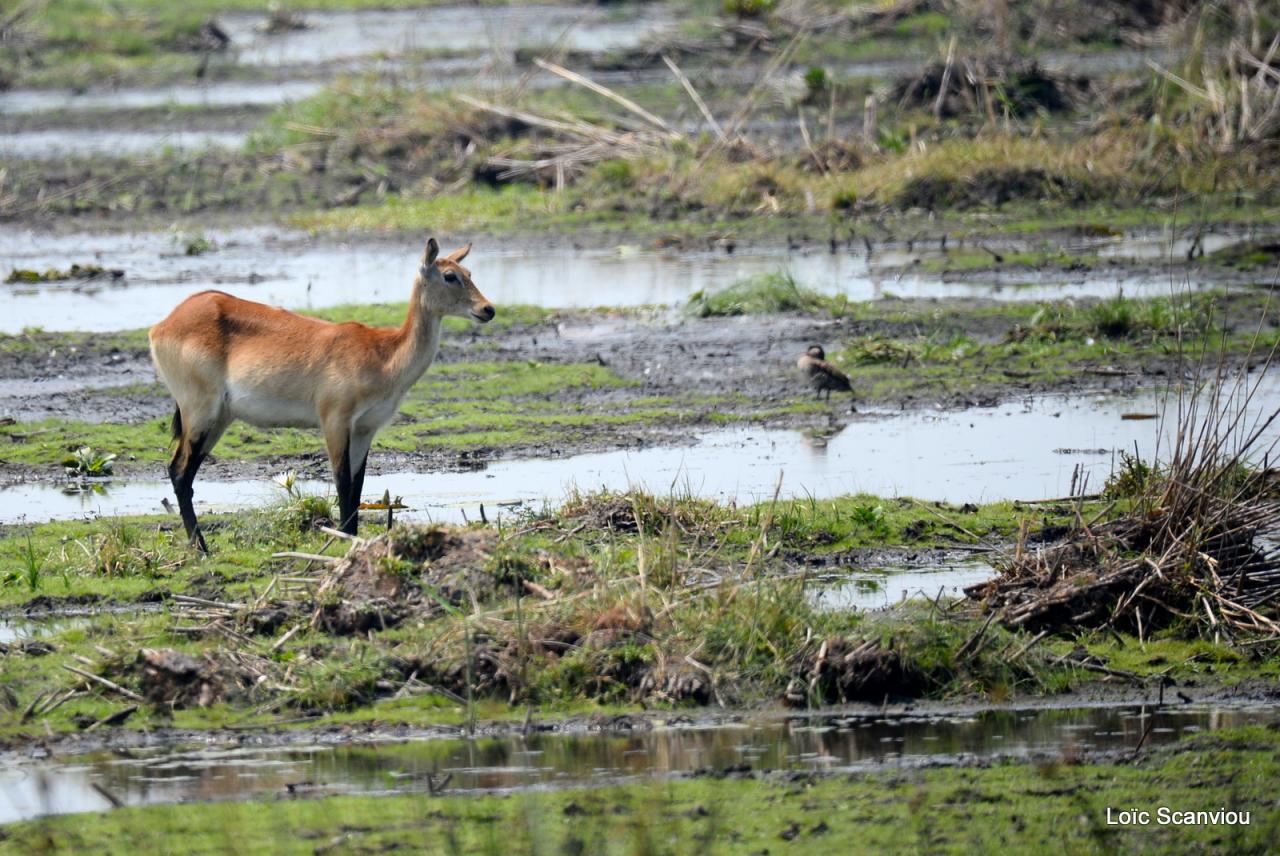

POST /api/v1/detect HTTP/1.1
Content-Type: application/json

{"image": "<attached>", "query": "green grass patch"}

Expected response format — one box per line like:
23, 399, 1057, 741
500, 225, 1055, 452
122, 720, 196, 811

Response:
686, 271, 845, 317
1206, 239, 1280, 273
912, 249, 1099, 274
292, 185, 571, 234
1, 483, 1276, 740
823, 290, 1269, 402
0, 359, 650, 469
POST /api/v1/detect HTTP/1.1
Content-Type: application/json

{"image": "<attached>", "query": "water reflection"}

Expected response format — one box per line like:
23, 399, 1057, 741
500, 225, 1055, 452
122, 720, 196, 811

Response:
2, 703, 1273, 823
0, 129, 246, 161
219, 5, 672, 67
0, 226, 1255, 333
4, 375, 1277, 524
812, 563, 996, 611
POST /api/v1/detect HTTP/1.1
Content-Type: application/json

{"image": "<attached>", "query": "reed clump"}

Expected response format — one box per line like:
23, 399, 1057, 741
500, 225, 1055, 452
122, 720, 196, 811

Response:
971, 362, 1280, 642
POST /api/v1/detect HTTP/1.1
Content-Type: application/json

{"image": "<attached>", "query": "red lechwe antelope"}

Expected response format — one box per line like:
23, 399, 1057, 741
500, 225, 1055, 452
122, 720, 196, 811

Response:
149, 238, 494, 552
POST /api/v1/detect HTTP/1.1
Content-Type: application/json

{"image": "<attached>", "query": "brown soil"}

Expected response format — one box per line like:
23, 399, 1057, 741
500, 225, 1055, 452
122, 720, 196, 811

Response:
125, 647, 255, 709
312, 526, 501, 634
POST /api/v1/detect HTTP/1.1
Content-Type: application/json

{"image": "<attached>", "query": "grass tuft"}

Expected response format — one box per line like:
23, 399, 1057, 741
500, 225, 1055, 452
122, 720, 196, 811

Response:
686, 272, 839, 317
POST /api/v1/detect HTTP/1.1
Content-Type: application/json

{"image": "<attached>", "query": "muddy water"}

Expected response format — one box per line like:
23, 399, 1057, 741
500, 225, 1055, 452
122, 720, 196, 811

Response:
4, 376, 1276, 525
0, 702, 1272, 823
0, 228, 1247, 334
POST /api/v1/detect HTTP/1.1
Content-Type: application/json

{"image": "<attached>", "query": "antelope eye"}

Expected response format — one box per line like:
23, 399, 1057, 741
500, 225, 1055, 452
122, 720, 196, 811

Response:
443, 270, 459, 284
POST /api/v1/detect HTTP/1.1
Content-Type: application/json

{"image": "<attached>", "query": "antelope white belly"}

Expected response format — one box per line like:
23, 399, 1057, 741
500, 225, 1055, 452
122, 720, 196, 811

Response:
226, 381, 318, 429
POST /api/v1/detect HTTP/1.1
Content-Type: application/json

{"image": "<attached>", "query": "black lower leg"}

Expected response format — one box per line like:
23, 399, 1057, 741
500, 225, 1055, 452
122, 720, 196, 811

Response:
169, 432, 210, 553
349, 456, 369, 535
335, 445, 357, 535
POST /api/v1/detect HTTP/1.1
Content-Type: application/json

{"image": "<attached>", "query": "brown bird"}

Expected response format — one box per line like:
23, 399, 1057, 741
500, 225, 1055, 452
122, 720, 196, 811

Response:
797, 344, 852, 401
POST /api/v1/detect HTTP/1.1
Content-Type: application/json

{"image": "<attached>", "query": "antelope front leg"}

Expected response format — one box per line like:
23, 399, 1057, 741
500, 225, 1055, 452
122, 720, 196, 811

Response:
323, 411, 359, 536
345, 428, 376, 535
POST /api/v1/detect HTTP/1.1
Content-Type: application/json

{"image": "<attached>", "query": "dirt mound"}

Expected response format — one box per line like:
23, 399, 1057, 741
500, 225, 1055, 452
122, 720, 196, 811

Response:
312, 525, 498, 633
897, 166, 1113, 211
968, 513, 1279, 636
19, 593, 104, 614
969, 414, 1280, 639
560, 492, 721, 536
639, 661, 712, 705
563, 494, 644, 531
893, 58, 1088, 119
787, 637, 928, 705
128, 648, 254, 709
797, 139, 863, 173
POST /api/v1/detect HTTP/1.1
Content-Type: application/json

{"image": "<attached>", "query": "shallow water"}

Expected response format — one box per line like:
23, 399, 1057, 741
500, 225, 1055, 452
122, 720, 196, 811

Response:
812, 562, 996, 612
5, 376, 1276, 525
0, 129, 247, 160
0, 227, 1249, 334
0, 79, 327, 116
0, 39, 1163, 119
0, 615, 90, 645
220, 5, 670, 67
0, 4, 663, 116
0, 701, 1272, 824
0, 55, 510, 122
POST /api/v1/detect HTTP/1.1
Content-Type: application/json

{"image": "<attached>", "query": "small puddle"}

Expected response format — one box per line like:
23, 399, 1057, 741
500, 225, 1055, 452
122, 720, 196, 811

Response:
811, 562, 995, 612
0, 615, 92, 645
0, 702, 1273, 823
0, 129, 246, 160
0, 53, 508, 127
0, 227, 1254, 334
0, 80, 327, 116
4, 377, 1276, 525
0, 604, 164, 646
218, 5, 672, 67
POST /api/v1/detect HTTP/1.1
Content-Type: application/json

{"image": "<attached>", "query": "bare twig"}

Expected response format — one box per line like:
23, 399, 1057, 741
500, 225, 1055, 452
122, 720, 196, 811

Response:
62, 665, 144, 702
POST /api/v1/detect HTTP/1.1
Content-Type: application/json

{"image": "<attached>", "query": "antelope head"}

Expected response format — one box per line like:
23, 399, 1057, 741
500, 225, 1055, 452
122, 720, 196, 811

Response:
417, 238, 495, 323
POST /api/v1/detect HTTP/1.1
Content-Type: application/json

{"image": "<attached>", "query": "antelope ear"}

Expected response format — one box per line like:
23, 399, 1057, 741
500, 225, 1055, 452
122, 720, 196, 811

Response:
422, 237, 439, 268
445, 242, 472, 263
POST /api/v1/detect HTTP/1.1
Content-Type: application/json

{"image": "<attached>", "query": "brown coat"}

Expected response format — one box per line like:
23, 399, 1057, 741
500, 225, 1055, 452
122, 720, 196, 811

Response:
797, 345, 852, 399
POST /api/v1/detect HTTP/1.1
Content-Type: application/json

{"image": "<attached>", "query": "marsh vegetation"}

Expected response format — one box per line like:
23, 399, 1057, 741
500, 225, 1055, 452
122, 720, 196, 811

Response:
2, 0, 1280, 850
